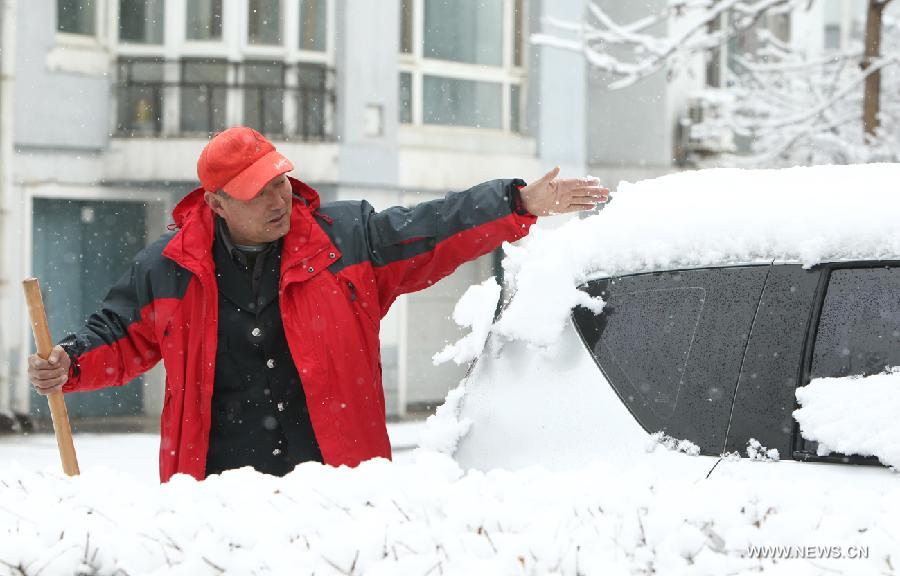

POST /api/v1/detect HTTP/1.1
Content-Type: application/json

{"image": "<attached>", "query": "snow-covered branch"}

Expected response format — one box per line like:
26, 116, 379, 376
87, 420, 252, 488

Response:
533, 0, 810, 89
535, 0, 900, 166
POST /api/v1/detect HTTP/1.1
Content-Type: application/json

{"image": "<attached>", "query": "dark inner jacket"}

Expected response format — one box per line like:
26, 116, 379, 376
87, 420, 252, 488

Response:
207, 216, 322, 476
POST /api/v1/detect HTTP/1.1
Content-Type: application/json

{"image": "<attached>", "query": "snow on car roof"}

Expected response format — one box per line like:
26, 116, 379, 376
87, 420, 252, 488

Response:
494, 163, 900, 347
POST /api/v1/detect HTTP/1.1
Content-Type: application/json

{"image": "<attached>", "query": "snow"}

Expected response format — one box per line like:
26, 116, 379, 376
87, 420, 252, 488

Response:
794, 368, 900, 469
494, 164, 900, 347
2, 445, 899, 575
0, 423, 427, 482
417, 382, 471, 455
646, 432, 701, 456
432, 278, 501, 366
746, 439, 780, 463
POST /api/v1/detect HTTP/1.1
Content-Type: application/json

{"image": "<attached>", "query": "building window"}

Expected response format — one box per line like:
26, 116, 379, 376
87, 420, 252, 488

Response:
296, 63, 328, 139
513, 0, 525, 67
244, 62, 285, 134
399, 0, 526, 132
115, 0, 333, 139
248, 0, 281, 45
300, 0, 327, 51
510, 83, 521, 133
115, 59, 334, 140
119, 0, 165, 44
117, 59, 165, 136
186, 0, 223, 41
399, 0, 413, 54
180, 59, 228, 134
423, 75, 502, 129
423, 0, 502, 66
58, 0, 96, 36
399, 71, 413, 124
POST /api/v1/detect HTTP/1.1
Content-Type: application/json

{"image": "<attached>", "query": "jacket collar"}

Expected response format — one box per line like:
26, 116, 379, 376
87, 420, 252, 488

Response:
163, 177, 332, 280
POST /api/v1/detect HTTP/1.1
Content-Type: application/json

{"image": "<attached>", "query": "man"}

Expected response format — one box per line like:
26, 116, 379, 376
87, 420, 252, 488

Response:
27, 126, 608, 481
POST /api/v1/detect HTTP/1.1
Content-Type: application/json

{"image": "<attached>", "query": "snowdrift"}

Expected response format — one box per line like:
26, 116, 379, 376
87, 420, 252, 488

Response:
2, 451, 898, 575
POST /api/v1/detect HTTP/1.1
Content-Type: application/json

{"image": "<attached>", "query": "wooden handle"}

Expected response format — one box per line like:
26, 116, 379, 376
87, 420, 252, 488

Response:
23, 278, 80, 476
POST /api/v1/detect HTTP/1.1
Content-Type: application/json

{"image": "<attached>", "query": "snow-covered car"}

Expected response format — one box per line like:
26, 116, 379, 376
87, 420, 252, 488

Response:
435, 164, 900, 478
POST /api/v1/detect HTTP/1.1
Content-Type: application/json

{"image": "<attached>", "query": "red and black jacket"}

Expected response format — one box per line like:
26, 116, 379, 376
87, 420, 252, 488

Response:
60, 177, 536, 482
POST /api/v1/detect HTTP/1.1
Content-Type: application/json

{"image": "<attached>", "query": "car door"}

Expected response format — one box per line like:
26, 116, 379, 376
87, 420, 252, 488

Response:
725, 262, 900, 464
793, 263, 900, 464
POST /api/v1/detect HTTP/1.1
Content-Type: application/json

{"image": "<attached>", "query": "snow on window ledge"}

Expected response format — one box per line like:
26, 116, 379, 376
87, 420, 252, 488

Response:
794, 369, 900, 469
47, 34, 110, 77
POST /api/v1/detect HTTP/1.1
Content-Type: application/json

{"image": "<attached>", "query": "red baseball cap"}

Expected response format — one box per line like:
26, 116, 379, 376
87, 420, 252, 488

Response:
196, 126, 294, 201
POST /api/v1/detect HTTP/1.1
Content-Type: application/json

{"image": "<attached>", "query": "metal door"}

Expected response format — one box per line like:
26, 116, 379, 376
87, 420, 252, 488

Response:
31, 198, 148, 418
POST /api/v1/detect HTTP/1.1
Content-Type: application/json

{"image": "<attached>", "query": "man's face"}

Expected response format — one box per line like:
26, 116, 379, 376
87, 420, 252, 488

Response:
205, 174, 293, 245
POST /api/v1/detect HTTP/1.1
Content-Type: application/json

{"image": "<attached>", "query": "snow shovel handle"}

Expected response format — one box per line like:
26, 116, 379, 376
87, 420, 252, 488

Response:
23, 278, 80, 476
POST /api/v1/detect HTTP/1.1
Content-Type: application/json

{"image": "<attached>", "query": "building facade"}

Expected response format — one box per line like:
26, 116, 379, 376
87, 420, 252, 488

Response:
0, 0, 588, 427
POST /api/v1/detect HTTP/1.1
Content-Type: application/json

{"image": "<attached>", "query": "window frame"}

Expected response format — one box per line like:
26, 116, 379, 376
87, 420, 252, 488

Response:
117, 0, 167, 45
56, 0, 106, 45
791, 260, 900, 466
398, 0, 528, 132
246, 0, 284, 47
184, 0, 225, 43
241, 60, 288, 135
115, 57, 167, 136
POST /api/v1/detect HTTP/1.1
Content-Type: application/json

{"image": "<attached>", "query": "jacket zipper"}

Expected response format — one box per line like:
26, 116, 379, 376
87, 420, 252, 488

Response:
346, 280, 357, 301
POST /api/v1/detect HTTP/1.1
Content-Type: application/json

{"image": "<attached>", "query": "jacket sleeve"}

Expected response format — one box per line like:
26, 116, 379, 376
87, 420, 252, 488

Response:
362, 178, 537, 315
59, 256, 162, 393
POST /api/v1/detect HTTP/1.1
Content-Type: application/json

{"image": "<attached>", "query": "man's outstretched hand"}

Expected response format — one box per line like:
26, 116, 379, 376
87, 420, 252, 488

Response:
519, 167, 609, 216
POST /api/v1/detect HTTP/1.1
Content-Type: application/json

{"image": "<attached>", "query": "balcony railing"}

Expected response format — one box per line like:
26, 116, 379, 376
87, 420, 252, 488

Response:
115, 59, 336, 141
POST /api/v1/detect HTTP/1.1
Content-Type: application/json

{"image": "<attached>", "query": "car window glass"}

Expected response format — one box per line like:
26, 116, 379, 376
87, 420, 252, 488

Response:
724, 265, 821, 457
811, 267, 900, 379
574, 266, 769, 453
600, 286, 705, 418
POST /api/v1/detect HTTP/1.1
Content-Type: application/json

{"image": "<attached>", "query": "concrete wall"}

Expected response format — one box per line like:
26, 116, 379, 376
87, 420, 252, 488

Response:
530, 0, 588, 177
14, 0, 111, 150
334, 0, 399, 189
0, 0, 17, 426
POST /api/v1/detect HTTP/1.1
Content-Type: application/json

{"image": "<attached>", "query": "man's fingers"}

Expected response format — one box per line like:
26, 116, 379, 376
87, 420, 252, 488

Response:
34, 373, 67, 390
557, 182, 607, 196
568, 189, 609, 200
35, 381, 65, 396
538, 166, 561, 184
32, 366, 68, 381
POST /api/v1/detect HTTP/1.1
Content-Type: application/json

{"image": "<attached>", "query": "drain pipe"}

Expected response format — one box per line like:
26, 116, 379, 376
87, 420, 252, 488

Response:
0, 0, 19, 429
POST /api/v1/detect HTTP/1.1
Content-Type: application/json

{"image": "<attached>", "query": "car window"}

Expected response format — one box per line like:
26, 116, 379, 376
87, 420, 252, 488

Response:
573, 266, 769, 453
811, 267, 900, 379
597, 285, 706, 419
